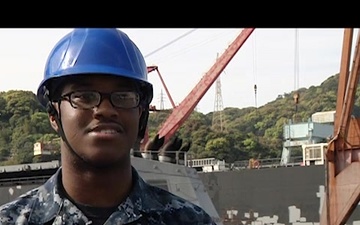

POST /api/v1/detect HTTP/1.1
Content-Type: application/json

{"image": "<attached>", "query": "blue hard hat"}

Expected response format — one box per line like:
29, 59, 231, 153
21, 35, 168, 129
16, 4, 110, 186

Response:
37, 28, 153, 107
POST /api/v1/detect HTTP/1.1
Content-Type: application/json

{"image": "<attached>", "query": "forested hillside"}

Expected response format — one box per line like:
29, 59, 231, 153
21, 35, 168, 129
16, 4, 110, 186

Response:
0, 73, 357, 166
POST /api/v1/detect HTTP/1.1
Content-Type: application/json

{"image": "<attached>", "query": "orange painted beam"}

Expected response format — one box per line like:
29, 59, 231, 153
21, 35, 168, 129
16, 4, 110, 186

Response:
320, 29, 360, 225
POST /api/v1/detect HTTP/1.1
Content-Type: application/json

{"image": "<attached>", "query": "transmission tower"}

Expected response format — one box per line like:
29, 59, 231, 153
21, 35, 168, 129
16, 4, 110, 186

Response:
159, 89, 165, 110
212, 76, 224, 132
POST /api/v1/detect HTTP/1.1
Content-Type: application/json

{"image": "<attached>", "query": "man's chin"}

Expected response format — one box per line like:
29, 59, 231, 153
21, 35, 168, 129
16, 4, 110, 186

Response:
85, 159, 122, 170
82, 154, 129, 170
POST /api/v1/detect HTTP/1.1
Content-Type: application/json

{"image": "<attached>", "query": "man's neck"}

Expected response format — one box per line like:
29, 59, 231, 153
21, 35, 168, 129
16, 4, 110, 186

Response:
60, 159, 133, 208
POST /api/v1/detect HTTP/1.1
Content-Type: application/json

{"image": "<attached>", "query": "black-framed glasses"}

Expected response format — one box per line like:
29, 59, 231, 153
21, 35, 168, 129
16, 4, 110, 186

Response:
60, 91, 140, 109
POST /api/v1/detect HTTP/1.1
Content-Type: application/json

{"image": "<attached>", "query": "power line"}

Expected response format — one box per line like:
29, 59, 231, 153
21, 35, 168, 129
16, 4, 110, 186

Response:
147, 30, 237, 65
144, 29, 197, 58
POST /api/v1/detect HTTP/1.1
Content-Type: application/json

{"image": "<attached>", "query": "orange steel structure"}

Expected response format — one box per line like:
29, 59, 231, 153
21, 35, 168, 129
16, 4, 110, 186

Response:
320, 28, 360, 225
151, 28, 255, 145
147, 65, 176, 109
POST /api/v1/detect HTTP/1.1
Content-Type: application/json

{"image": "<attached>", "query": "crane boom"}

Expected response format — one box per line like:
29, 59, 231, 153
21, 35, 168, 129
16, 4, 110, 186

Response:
147, 65, 176, 108
320, 28, 360, 225
156, 28, 255, 144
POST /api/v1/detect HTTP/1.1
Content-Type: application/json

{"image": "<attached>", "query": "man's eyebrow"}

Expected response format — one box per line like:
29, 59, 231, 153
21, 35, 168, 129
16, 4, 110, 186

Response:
68, 82, 89, 89
111, 80, 139, 90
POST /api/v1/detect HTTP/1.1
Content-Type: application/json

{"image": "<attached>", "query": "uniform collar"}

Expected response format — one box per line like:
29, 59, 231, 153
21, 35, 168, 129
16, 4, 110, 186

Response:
28, 166, 164, 224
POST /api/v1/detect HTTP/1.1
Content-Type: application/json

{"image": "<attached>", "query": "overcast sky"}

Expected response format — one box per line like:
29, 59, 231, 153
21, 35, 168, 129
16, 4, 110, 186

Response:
0, 28, 357, 114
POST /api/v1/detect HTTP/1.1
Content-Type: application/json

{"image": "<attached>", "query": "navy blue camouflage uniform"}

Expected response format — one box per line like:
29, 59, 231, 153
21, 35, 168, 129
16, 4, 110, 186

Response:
0, 167, 217, 225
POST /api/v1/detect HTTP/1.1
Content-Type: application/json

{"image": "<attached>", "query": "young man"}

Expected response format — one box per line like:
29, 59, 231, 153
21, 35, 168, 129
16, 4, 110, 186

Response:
0, 29, 217, 225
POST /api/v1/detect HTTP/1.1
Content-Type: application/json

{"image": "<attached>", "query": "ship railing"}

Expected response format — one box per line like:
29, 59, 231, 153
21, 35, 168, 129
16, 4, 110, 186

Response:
231, 156, 303, 170
286, 155, 304, 166
131, 149, 195, 167
187, 158, 218, 167
131, 150, 229, 170
0, 160, 60, 173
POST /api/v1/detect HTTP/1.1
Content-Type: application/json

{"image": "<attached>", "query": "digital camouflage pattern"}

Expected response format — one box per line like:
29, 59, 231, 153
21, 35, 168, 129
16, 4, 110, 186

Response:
0, 167, 217, 225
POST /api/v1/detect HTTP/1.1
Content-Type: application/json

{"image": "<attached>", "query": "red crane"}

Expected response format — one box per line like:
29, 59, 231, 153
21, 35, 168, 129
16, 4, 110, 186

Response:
320, 28, 360, 225
151, 28, 255, 145
147, 65, 176, 109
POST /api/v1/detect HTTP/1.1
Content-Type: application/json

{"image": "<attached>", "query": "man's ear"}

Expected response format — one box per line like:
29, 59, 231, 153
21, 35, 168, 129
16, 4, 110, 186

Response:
138, 105, 143, 118
137, 105, 149, 140
49, 113, 59, 132
47, 102, 59, 132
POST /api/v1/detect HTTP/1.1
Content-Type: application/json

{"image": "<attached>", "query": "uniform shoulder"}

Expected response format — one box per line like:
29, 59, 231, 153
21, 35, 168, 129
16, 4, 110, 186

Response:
0, 188, 39, 223
146, 184, 216, 224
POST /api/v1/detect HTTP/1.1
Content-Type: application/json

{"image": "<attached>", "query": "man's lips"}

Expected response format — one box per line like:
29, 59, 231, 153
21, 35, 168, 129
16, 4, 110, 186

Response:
88, 123, 124, 133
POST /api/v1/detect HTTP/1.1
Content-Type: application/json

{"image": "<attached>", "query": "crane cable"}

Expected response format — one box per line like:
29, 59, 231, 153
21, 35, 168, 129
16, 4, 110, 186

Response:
253, 30, 258, 108
293, 29, 300, 113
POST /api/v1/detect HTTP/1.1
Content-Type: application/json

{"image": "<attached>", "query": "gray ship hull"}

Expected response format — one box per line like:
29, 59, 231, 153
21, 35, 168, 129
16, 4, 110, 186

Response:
198, 165, 360, 224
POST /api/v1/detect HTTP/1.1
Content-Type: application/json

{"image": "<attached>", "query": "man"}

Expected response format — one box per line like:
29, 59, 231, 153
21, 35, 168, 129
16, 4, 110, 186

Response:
0, 29, 217, 225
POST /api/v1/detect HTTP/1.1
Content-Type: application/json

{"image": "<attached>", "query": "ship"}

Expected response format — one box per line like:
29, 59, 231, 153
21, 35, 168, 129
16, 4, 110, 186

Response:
0, 110, 355, 225
193, 109, 360, 225
197, 159, 360, 225
192, 110, 360, 225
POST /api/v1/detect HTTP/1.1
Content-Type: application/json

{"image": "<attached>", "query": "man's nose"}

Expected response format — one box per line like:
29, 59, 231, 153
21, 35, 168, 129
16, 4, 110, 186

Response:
93, 98, 118, 118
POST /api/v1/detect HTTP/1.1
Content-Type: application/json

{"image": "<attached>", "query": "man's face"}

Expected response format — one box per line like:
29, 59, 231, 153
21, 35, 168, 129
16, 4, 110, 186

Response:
52, 74, 143, 167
